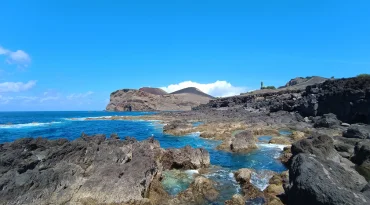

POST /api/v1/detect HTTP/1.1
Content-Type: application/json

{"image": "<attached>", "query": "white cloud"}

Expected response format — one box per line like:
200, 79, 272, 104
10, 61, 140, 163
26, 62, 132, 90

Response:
67, 91, 94, 100
0, 95, 13, 104
40, 96, 59, 102
0, 46, 31, 67
0, 80, 37, 92
161, 80, 249, 97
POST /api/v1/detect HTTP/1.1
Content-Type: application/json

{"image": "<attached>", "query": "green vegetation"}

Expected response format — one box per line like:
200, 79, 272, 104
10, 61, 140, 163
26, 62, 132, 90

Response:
357, 74, 370, 78
261, 81, 264, 89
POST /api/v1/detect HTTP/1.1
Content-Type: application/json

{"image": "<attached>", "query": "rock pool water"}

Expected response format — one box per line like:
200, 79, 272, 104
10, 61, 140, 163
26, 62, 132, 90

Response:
0, 111, 288, 204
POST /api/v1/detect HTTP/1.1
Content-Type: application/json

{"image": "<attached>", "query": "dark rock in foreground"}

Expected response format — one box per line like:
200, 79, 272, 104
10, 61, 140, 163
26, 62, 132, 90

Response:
291, 134, 340, 162
0, 134, 210, 205
287, 154, 369, 205
0, 134, 161, 204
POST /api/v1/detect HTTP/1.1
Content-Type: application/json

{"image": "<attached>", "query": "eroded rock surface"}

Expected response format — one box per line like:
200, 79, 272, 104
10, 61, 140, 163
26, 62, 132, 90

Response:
0, 134, 162, 205
161, 145, 210, 170
287, 154, 369, 205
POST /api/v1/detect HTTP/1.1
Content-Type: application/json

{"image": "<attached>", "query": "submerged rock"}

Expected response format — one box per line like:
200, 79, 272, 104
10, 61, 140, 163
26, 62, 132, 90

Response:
234, 168, 264, 200
161, 145, 210, 170
171, 176, 219, 205
287, 154, 369, 205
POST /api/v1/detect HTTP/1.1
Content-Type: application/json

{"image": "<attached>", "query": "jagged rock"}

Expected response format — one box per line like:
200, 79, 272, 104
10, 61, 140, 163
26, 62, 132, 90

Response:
313, 113, 341, 128
195, 77, 370, 124
0, 135, 162, 205
287, 154, 369, 205
291, 134, 340, 162
343, 124, 370, 139
161, 145, 210, 170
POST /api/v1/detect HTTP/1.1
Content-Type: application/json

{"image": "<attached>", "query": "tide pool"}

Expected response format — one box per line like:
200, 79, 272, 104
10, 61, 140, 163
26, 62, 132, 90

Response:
0, 111, 288, 204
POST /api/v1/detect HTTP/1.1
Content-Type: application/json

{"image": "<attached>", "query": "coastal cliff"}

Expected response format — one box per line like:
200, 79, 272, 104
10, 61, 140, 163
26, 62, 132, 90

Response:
106, 87, 214, 111
196, 76, 370, 124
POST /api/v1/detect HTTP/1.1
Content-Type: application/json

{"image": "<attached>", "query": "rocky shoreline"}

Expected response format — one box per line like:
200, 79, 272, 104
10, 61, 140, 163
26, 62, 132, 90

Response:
1, 76, 370, 205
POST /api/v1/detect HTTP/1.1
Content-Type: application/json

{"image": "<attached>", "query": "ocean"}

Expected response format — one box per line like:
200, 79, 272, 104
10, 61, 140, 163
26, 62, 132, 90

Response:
0, 111, 287, 203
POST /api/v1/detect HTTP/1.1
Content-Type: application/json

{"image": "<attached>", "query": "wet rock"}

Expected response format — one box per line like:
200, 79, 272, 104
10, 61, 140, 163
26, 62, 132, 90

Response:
161, 145, 210, 170
264, 171, 289, 205
268, 137, 291, 145
163, 120, 193, 135
231, 131, 258, 152
0, 135, 162, 205
313, 113, 341, 128
343, 124, 370, 139
172, 176, 219, 205
234, 169, 264, 200
279, 148, 292, 166
147, 175, 171, 205
224, 194, 245, 205
291, 134, 340, 162
234, 168, 252, 184
287, 154, 369, 205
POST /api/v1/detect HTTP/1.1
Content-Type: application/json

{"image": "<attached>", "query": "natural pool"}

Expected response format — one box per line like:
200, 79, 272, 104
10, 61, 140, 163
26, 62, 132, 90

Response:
0, 111, 288, 204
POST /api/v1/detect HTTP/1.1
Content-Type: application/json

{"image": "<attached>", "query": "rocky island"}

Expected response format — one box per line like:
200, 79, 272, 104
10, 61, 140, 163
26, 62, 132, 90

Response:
106, 87, 214, 111
1, 75, 370, 205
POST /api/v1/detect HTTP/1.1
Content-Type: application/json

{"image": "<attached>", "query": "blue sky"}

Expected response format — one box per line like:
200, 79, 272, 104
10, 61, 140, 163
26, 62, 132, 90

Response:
0, 0, 369, 111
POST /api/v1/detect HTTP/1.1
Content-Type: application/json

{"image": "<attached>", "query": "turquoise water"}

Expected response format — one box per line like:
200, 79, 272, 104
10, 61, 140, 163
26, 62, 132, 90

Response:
0, 111, 287, 204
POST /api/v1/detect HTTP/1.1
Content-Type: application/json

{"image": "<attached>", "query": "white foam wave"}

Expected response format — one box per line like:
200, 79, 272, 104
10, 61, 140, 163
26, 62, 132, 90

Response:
0, 121, 63, 129
66, 116, 115, 121
250, 170, 275, 191
185, 170, 199, 175
257, 143, 289, 151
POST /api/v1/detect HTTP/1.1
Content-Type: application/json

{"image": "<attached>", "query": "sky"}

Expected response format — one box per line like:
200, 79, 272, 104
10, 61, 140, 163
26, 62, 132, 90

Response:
0, 0, 369, 111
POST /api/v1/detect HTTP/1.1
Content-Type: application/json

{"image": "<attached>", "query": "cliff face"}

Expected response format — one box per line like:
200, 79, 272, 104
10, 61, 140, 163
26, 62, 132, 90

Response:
106, 88, 213, 111
195, 77, 370, 124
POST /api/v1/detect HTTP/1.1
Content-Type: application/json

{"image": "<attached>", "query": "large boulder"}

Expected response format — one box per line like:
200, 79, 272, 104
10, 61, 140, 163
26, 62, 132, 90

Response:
0, 135, 162, 205
161, 145, 210, 170
230, 131, 258, 152
291, 134, 340, 162
343, 124, 370, 139
287, 154, 369, 205
313, 113, 341, 128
